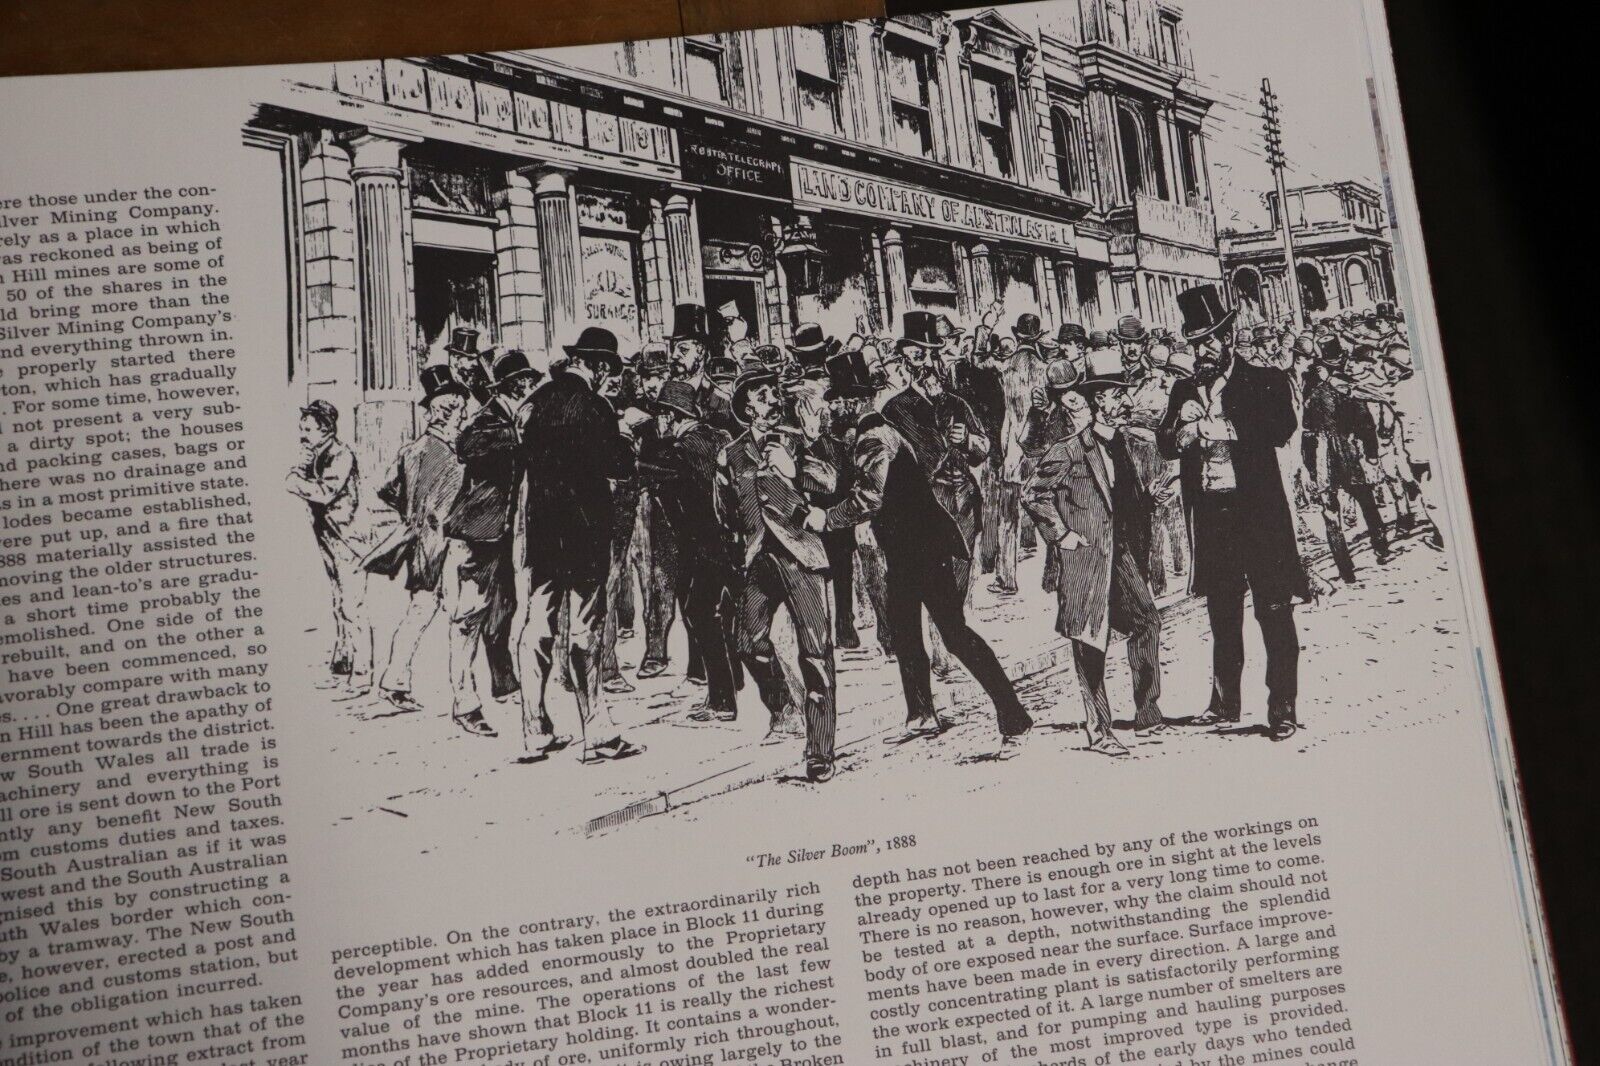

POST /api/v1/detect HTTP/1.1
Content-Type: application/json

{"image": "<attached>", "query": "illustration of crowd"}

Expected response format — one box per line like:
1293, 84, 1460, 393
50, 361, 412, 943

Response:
287, 281, 1441, 783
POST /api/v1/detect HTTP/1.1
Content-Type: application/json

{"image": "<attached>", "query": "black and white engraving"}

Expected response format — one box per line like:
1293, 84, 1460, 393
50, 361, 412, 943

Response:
241, 0, 1455, 843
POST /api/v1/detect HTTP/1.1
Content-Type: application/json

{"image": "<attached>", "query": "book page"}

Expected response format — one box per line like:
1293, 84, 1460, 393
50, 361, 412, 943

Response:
0, 1, 1570, 1063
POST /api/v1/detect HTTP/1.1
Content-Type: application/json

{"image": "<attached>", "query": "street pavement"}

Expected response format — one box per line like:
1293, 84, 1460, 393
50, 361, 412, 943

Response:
304, 528, 1462, 854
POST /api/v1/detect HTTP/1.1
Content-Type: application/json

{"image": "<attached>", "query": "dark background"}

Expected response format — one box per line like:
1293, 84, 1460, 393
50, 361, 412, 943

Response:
3, 0, 1591, 1056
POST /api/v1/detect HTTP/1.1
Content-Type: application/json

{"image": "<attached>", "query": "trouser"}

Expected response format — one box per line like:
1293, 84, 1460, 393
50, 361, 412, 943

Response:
1070, 548, 1163, 738
733, 548, 836, 767
1148, 498, 1187, 596
929, 480, 979, 676
992, 480, 1023, 592
822, 529, 859, 644
978, 462, 1001, 573
519, 570, 619, 749
885, 548, 1031, 738
856, 542, 893, 655
314, 524, 371, 680
442, 538, 514, 718
599, 521, 635, 682
642, 498, 679, 668
378, 587, 441, 694
1320, 483, 1389, 582
1205, 593, 1299, 728
681, 557, 738, 715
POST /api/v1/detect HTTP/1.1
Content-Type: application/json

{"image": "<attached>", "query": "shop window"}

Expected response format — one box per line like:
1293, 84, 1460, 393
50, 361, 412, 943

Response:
794, 25, 843, 136
972, 69, 1015, 179
994, 250, 1038, 327
906, 238, 960, 312
1050, 106, 1090, 199
886, 38, 936, 157
576, 189, 646, 353
414, 246, 497, 368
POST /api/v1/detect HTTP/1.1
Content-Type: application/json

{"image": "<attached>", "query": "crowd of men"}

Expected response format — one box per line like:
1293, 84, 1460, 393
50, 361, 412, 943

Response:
287, 282, 1440, 781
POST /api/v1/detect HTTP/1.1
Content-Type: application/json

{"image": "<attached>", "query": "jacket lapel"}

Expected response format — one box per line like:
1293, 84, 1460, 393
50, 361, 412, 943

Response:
1080, 430, 1114, 510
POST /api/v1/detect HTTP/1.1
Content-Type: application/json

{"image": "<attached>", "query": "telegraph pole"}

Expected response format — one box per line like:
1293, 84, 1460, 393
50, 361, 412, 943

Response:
1260, 78, 1304, 328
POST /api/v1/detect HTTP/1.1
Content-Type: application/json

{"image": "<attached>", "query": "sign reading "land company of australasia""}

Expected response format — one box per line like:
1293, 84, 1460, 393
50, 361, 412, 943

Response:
790, 158, 1076, 251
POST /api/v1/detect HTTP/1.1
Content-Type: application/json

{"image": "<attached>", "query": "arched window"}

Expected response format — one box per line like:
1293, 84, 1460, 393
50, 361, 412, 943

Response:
1115, 102, 1165, 200
1050, 106, 1089, 198
1116, 105, 1147, 198
1344, 257, 1371, 308
1297, 262, 1328, 313
1231, 266, 1263, 316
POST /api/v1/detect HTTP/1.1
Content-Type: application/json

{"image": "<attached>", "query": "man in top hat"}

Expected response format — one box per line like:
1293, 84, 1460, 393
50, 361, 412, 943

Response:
670, 302, 738, 436
1159, 284, 1306, 740
714, 366, 839, 781
362, 366, 471, 714
1024, 350, 1166, 754
288, 398, 370, 693
516, 326, 645, 763
884, 311, 993, 680
440, 350, 543, 737
805, 337, 1032, 752
444, 327, 494, 408
1302, 336, 1390, 583
635, 379, 739, 722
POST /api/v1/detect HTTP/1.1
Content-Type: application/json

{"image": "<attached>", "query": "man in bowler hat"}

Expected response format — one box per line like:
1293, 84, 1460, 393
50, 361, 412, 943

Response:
363, 366, 470, 715
441, 350, 542, 737
715, 366, 839, 781
1159, 285, 1306, 740
517, 327, 645, 762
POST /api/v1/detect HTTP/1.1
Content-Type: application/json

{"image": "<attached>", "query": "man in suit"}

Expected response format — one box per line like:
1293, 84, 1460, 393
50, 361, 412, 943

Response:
441, 351, 542, 737
1024, 352, 1165, 757
883, 312, 992, 681
987, 311, 1054, 595
518, 327, 645, 763
637, 379, 737, 721
287, 399, 369, 693
1158, 285, 1306, 740
444, 327, 494, 408
716, 367, 838, 781
364, 366, 469, 715
1302, 338, 1391, 583
670, 302, 738, 436
807, 323, 1032, 753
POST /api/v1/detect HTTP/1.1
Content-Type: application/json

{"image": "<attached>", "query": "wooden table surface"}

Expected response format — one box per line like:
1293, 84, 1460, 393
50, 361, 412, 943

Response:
1, 0, 889, 78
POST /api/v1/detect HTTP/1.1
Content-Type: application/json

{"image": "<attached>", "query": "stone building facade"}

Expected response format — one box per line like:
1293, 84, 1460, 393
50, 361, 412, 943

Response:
1219, 180, 1396, 325
244, 3, 1223, 462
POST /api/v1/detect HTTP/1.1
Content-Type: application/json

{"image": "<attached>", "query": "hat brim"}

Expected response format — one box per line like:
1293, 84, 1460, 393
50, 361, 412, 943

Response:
646, 397, 700, 420
495, 367, 542, 387
1075, 375, 1127, 393
562, 346, 623, 372
1182, 307, 1238, 345
418, 384, 472, 406
1013, 328, 1046, 342
824, 383, 877, 401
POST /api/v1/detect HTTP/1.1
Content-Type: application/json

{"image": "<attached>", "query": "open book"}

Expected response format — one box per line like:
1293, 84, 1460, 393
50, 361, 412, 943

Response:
0, 1, 1571, 1062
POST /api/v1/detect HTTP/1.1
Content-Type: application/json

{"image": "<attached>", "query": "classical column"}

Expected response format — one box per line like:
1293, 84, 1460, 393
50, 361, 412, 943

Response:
533, 165, 581, 353
1056, 258, 1081, 325
662, 189, 705, 308
299, 132, 359, 412
969, 242, 996, 308
881, 227, 911, 327
495, 170, 543, 363
1033, 255, 1058, 325
347, 132, 414, 394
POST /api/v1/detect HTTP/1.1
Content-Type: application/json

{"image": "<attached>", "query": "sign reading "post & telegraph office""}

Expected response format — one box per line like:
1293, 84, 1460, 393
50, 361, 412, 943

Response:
790, 158, 1075, 250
